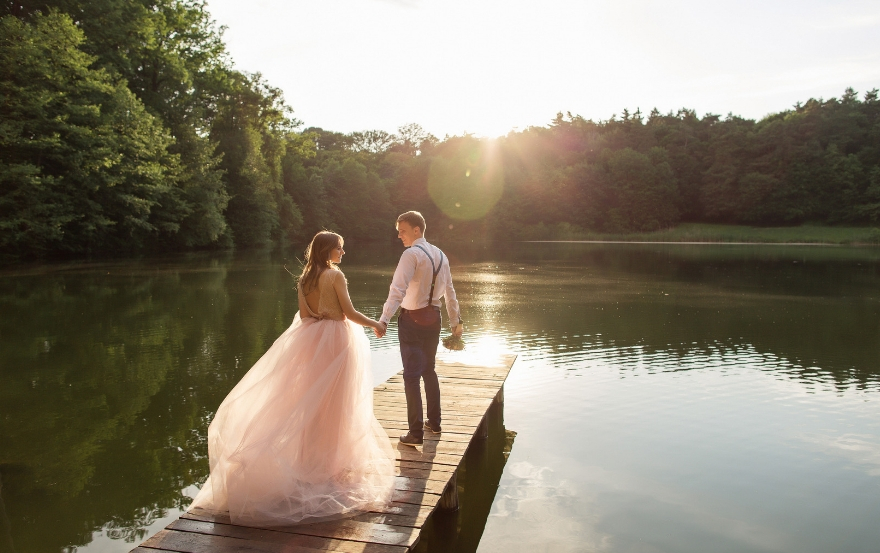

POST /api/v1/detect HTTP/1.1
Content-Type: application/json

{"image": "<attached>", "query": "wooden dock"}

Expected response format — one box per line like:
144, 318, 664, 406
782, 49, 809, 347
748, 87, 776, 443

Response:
132, 353, 517, 553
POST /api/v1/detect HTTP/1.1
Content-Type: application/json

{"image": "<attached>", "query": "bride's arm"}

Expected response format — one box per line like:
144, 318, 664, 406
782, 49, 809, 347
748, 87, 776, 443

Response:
332, 271, 383, 330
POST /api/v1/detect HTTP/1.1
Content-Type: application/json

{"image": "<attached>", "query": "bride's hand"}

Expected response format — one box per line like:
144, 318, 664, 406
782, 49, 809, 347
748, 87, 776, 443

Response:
372, 320, 386, 338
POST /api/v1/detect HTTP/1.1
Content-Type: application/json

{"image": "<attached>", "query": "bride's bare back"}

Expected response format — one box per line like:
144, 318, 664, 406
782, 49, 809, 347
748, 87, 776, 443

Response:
300, 269, 344, 320
299, 268, 379, 329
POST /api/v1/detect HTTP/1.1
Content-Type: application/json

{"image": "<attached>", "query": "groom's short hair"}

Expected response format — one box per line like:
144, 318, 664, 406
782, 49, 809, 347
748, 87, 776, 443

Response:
397, 211, 426, 234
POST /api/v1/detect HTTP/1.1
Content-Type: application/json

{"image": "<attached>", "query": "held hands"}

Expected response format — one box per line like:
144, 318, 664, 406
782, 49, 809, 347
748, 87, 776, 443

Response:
372, 320, 387, 338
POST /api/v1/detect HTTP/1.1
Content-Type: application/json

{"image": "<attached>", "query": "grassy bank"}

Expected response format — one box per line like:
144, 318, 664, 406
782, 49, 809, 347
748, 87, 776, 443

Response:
521, 223, 880, 245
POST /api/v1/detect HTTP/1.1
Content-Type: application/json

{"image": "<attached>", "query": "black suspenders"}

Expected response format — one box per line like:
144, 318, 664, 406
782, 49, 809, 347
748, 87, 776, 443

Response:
413, 244, 444, 309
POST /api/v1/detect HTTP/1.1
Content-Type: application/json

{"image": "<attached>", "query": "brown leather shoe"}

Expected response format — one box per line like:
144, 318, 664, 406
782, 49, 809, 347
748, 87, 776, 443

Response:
424, 421, 442, 434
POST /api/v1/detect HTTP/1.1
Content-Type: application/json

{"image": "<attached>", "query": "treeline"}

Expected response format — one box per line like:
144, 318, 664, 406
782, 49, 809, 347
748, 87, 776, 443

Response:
1, 0, 308, 256
2, 1, 879, 259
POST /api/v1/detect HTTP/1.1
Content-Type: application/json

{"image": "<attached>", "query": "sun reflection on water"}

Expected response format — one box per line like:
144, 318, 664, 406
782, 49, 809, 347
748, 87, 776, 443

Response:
437, 332, 513, 367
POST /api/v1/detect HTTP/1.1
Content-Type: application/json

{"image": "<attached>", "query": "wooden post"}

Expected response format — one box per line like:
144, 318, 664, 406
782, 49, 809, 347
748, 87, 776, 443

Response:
438, 471, 459, 511
494, 384, 504, 405
476, 415, 489, 439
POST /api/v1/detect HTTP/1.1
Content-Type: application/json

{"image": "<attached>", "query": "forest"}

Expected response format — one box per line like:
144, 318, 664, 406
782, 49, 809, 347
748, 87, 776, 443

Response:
2, 0, 880, 260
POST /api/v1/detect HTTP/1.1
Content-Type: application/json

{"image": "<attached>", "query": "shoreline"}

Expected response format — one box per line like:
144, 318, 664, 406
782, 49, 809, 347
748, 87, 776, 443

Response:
515, 223, 880, 246
523, 240, 874, 246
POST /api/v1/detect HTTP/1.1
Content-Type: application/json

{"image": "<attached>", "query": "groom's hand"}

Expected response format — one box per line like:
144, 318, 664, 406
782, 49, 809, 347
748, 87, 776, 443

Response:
374, 321, 387, 338
452, 323, 463, 338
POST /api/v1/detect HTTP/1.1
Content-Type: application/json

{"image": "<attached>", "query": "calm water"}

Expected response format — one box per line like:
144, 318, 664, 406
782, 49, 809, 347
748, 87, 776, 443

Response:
1, 242, 880, 553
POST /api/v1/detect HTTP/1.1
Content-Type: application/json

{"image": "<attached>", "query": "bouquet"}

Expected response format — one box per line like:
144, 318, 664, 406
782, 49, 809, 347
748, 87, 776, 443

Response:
442, 334, 465, 351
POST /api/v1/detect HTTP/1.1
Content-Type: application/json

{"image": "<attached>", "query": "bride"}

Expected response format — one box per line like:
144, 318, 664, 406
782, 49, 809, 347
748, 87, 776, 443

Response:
189, 231, 395, 526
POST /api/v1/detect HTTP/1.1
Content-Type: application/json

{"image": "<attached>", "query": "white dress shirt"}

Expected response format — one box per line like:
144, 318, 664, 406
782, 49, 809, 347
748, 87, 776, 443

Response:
380, 238, 461, 327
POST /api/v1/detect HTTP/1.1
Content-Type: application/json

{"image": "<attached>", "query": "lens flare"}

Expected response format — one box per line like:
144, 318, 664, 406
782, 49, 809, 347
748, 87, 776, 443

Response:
427, 138, 504, 220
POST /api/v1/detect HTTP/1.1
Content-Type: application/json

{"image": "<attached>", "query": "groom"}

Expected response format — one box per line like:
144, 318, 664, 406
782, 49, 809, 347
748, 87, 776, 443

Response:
379, 211, 463, 446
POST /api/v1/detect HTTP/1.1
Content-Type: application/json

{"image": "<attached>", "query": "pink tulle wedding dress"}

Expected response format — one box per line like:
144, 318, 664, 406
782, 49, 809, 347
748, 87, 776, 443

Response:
189, 269, 395, 526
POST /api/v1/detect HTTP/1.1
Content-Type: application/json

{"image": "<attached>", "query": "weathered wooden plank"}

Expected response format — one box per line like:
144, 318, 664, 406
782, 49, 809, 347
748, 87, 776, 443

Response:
385, 372, 508, 384
373, 395, 497, 409
372, 401, 493, 416
373, 404, 490, 417
403, 439, 469, 455
396, 459, 457, 473
390, 488, 442, 506
379, 464, 459, 482
435, 364, 512, 375
393, 448, 463, 467
364, 501, 435, 526
393, 477, 447, 496
376, 391, 497, 402
391, 444, 468, 461
433, 372, 511, 382
380, 373, 508, 385
394, 470, 454, 484
379, 420, 480, 436
402, 363, 513, 377
372, 408, 484, 425
274, 518, 418, 548
363, 468, 452, 485
184, 501, 436, 531
375, 383, 502, 396
372, 395, 496, 409
381, 426, 477, 440
382, 428, 474, 443
349, 507, 434, 529
372, 400, 488, 412
373, 394, 488, 406
378, 419, 483, 434
142, 528, 328, 553
381, 378, 506, 388
394, 475, 451, 494
165, 518, 406, 553
436, 357, 517, 371
179, 511, 418, 548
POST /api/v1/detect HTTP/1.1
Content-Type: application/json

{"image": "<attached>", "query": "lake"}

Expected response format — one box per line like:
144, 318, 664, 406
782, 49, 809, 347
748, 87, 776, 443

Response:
1, 242, 879, 553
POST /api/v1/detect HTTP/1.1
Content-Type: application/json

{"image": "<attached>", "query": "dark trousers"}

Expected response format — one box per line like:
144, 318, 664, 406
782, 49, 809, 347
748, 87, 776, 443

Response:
398, 308, 442, 439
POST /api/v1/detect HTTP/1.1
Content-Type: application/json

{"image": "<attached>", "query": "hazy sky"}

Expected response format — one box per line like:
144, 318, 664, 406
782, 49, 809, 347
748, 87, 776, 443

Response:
205, 0, 880, 138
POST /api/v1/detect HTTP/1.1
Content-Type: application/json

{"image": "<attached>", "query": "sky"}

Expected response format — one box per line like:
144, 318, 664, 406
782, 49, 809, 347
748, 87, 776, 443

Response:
205, 0, 880, 139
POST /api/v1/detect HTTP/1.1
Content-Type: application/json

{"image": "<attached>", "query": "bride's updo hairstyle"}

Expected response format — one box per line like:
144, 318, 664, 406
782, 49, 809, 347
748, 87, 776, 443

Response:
299, 231, 343, 295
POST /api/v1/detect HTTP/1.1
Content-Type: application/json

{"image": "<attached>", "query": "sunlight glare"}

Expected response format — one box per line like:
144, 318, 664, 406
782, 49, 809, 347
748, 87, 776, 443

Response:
438, 332, 512, 367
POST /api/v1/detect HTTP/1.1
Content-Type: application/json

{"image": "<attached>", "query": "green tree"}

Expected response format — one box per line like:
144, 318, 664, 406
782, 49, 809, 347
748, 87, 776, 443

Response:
3, 0, 232, 247
0, 12, 184, 256
212, 72, 300, 246
587, 147, 680, 232
321, 158, 392, 239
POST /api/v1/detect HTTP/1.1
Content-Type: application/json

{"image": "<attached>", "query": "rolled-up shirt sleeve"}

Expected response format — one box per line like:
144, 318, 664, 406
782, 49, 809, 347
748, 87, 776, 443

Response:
380, 250, 417, 324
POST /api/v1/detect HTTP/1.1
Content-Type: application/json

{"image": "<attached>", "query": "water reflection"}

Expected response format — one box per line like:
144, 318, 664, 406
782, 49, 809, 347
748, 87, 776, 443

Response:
0, 243, 878, 552
414, 400, 515, 552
